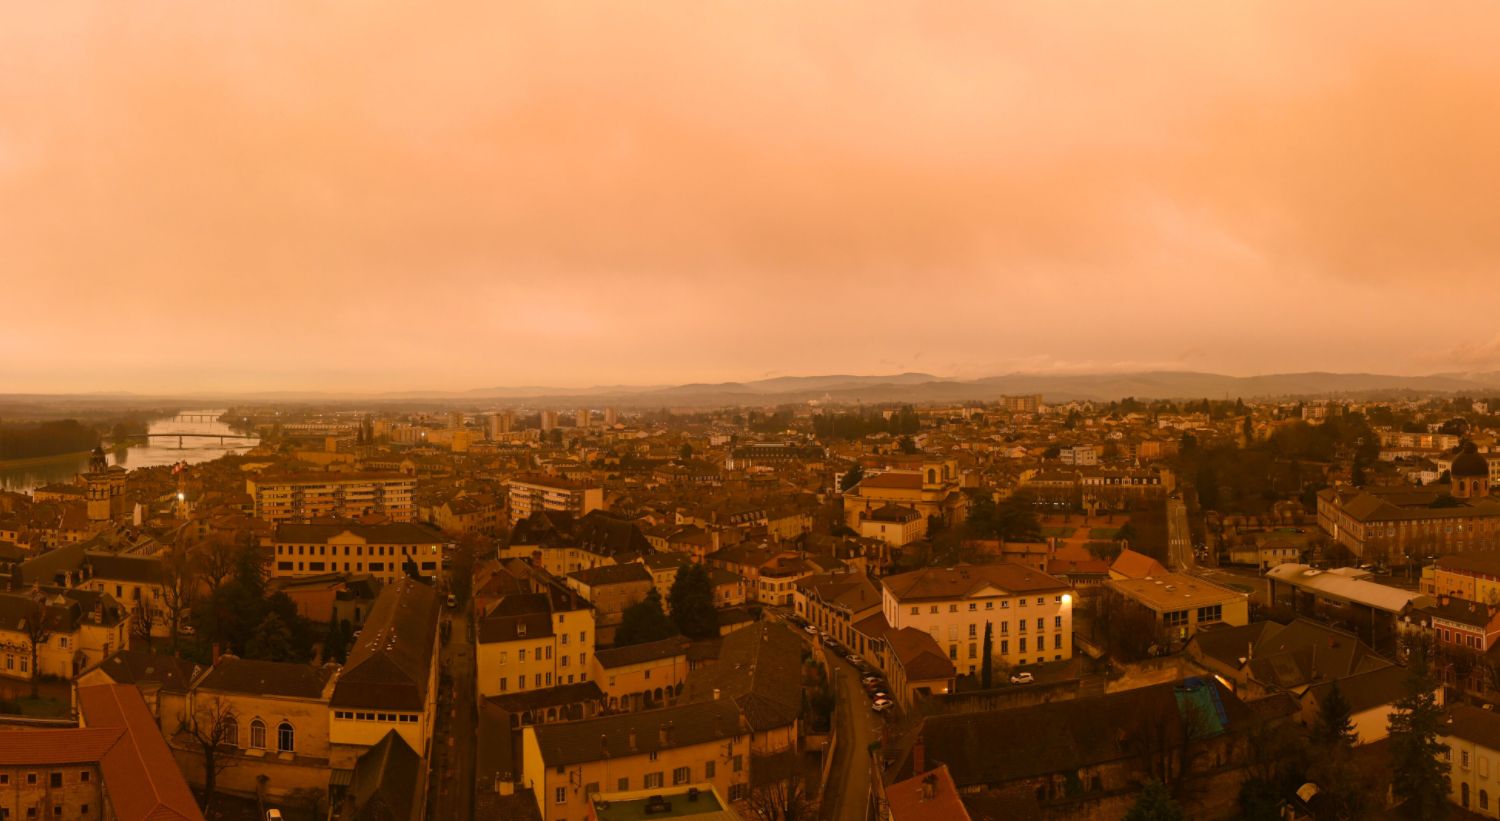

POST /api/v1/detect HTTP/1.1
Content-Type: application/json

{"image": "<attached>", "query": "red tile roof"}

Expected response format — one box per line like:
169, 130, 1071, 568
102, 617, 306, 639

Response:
77, 684, 205, 821
885, 764, 971, 821
0, 727, 123, 765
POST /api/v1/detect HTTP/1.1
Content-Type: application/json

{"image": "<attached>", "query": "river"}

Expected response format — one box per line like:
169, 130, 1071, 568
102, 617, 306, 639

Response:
0, 409, 260, 493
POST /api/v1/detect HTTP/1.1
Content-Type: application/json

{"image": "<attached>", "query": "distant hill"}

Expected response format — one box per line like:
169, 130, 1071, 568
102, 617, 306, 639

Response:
8, 369, 1500, 408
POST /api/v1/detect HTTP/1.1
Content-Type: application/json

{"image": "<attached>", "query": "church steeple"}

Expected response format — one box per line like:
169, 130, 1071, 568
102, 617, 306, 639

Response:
88, 443, 108, 474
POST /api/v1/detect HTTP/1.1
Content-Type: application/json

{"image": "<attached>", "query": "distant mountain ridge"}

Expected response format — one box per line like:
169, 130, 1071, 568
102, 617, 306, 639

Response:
8, 370, 1500, 408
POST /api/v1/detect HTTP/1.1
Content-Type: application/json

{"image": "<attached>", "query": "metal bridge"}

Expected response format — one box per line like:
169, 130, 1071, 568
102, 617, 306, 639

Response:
112, 432, 259, 448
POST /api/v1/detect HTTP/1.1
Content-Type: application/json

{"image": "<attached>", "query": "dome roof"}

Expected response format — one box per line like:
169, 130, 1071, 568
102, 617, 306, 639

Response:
1451, 444, 1490, 478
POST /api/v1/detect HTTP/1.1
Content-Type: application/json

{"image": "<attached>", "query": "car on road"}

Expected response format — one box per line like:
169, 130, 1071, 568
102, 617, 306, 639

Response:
846, 654, 862, 664
822, 637, 838, 648
446, 594, 458, 608
862, 676, 883, 688
266, 812, 284, 821
803, 624, 818, 635
863, 680, 885, 694
1010, 672, 1035, 685
872, 699, 894, 712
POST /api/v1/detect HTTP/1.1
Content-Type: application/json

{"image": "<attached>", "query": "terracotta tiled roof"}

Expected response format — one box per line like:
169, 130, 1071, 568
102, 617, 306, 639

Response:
0, 727, 123, 765
77, 683, 205, 821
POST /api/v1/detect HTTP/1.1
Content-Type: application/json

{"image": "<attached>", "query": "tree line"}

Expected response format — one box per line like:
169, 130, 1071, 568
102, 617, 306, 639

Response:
812, 406, 920, 440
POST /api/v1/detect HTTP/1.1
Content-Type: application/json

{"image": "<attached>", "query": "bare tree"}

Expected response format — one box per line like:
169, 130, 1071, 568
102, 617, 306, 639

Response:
742, 752, 817, 821
23, 591, 54, 699
193, 532, 239, 599
159, 544, 197, 656
130, 597, 157, 650
178, 695, 239, 811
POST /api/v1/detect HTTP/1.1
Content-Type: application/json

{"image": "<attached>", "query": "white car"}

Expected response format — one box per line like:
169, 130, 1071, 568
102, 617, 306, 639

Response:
1010, 672, 1035, 685
804, 625, 818, 635
846, 654, 862, 664
872, 699, 894, 712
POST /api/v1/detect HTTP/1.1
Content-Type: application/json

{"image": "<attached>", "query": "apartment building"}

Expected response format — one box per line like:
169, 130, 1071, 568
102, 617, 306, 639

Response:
271, 522, 449, 584
880, 563, 1075, 672
1441, 703, 1500, 816
477, 588, 596, 699
0, 588, 130, 681
794, 573, 881, 650
0, 684, 204, 821
508, 475, 604, 525
522, 701, 755, 820
329, 578, 441, 768
167, 656, 339, 801
247, 471, 416, 523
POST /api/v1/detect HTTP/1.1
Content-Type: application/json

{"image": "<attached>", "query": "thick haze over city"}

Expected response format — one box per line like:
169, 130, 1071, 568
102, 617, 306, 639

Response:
4, 2, 1500, 392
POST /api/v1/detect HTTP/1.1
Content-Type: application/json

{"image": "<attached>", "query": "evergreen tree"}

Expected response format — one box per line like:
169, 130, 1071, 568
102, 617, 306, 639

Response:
1124, 781, 1184, 821
1388, 651, 1451, 819
246, 612, 294, 661
324, 619, 348, 664
839, 465, 864, 493
616, 588, 679, 646
981, 621, 994, 689
1312, 680, 1357, 748
668, 564, 719, 640
679, 443, 693, 461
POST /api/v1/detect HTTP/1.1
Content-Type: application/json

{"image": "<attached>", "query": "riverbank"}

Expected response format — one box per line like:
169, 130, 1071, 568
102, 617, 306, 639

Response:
0, 449, 95, 470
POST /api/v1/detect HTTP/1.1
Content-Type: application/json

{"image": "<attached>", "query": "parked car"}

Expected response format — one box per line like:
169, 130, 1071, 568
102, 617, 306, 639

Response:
266, 812, 284, 821
846, 654, 862, 664
861, 673, 881, 684
804, 625, 818, 635
822, 637, 838, 648
1010, 672, 1035, 685
869, 690, 889, 701
872, 699, 894, 712
446, 594, 458, 608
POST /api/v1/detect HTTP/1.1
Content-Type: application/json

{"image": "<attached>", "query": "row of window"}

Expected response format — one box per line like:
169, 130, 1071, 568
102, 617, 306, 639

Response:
0, 805, 90, 818
276, 561, 437, 573
0, 770, 90, 787
968, 635, 1064, 657
908, 595, 1066, 616
277, 544, 438, 556
499, 672, 588, 691
555, 757, 743, 804
217, 717, 294, 753
333, 711, 419, 723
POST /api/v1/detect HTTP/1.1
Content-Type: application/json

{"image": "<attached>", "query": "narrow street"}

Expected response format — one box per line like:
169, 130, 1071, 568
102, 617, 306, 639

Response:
433, 606, 476, 821
1167, 496, 1195, 571
825, 652, 878, 821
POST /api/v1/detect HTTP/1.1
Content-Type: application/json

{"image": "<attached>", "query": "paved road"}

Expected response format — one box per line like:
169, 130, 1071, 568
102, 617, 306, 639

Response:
826, 653, 878, 821
1167, 497, 1196, 571
433, 607, 476, 821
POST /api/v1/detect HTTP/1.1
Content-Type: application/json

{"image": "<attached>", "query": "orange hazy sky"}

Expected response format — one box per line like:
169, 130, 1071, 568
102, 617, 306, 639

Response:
4, 2, 1500, 394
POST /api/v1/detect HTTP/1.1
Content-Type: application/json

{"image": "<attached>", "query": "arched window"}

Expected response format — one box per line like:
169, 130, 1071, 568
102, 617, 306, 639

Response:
926, 469, 936, 484
221, 717, 239, 748
1462, 782, 1470, 808
1482, 790, 1490, 811
250, 719, 266, 749
277, 721, 295, 753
